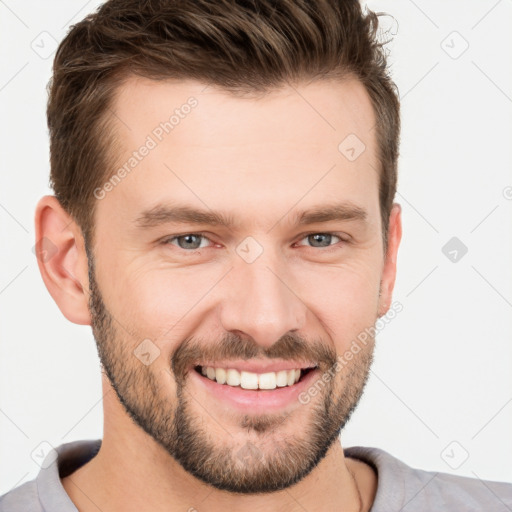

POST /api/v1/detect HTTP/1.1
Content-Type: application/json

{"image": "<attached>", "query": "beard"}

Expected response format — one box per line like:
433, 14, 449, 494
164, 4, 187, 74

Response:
86, 251, 375, 494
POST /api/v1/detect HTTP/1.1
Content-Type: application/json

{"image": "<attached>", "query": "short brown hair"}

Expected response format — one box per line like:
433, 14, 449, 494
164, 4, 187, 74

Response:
47, 0, 400, 252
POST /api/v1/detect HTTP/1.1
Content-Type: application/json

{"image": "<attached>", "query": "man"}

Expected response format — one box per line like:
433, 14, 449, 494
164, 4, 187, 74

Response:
1, 0, 511, 511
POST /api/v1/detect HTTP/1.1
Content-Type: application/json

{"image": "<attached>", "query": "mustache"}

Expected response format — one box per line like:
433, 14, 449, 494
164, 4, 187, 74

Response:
171, 331, 337, 382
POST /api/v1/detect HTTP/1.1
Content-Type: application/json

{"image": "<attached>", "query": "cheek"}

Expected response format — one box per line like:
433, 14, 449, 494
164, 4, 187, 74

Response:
296, 260, 381, 344
102, 246, 381, 347
111, 262, 224, 337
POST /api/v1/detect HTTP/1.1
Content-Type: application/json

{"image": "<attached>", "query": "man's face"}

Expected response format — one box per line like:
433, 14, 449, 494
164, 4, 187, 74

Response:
87, 77, 394, 493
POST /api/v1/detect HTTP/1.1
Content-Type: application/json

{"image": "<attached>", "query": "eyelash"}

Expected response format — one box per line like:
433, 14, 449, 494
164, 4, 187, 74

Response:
160, 232, 349, 253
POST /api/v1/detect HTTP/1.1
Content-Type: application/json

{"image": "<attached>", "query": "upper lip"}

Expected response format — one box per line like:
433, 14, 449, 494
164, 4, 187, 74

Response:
193, 360, 318, 374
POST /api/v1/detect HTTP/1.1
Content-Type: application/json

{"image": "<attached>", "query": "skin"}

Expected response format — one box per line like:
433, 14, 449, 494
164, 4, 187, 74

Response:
35, 76, 402, 511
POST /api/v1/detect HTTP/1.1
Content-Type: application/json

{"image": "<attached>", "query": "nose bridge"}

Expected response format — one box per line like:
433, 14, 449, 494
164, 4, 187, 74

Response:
219, 245, 306, 347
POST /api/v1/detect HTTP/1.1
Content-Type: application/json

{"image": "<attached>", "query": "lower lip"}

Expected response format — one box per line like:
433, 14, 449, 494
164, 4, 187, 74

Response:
189, 367, 320, 413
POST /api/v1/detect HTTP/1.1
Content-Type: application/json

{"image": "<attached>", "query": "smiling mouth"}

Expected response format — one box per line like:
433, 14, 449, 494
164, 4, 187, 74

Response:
193, 365, 317, 390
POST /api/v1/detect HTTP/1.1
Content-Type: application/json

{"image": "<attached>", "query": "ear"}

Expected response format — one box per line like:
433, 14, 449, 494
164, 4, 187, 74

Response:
34, 195, 92, 325
377, 202, 402, 318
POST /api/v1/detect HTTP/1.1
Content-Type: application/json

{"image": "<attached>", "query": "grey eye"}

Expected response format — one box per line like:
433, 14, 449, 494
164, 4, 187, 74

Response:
300, 233, 341, 248
172, 234, 208, 250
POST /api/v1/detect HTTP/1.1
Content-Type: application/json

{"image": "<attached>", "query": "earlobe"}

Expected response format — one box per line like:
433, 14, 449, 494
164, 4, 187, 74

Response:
34, 195, 92, 325
377, 202, 402, 318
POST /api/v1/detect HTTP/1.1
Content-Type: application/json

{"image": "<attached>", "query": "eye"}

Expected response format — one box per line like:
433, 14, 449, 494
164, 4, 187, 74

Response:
163, 233, 213, 251
295, 232, 346, 250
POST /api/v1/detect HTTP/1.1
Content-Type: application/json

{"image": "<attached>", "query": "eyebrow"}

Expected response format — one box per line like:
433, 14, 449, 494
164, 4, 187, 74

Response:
134, 201, 368, 230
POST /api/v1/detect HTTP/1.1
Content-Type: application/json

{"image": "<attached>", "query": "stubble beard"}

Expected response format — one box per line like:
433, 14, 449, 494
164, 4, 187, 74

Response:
86, 253, 375, 493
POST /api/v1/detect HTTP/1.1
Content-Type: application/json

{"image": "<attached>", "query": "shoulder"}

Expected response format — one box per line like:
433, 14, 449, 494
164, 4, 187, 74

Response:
344, 445, 512, 512
0, 479, 42, 512
0, 438, 101, 512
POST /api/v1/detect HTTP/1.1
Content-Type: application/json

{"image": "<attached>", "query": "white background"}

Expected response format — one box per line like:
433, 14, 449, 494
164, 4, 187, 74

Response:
1, 0, 511, 495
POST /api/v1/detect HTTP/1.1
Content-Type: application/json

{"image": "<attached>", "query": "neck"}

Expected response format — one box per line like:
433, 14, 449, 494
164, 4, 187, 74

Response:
61, 385, 377, 512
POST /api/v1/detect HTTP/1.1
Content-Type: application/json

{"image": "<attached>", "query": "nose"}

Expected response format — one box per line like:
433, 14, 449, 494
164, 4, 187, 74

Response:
218, 249, 307, 349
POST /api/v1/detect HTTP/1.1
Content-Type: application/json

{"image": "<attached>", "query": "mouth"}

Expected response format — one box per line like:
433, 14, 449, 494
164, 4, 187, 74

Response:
189, 361, 321, 412
193, 364, 318, 391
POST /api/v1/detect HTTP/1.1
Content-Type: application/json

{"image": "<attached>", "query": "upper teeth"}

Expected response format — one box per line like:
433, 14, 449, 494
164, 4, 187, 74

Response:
200, 366, 302, 390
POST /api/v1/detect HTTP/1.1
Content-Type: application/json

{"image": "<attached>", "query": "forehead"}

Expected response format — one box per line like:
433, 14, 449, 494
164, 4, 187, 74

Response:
112, 75, 376, 149
99, 76, 380, 231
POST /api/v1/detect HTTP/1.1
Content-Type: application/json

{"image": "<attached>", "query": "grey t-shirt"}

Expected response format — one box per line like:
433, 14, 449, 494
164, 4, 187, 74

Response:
1, 439, 511, 511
